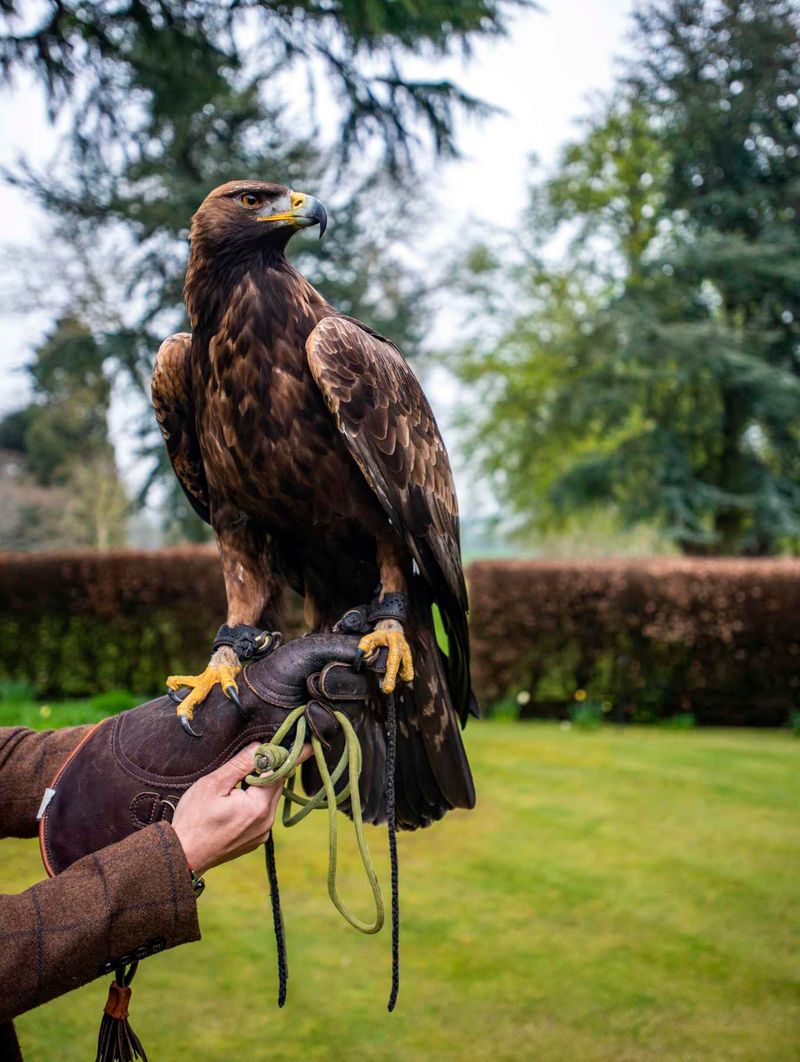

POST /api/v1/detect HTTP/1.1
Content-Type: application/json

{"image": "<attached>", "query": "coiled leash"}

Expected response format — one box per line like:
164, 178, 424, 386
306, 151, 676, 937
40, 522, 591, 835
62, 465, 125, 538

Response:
246, 696, 400, 1011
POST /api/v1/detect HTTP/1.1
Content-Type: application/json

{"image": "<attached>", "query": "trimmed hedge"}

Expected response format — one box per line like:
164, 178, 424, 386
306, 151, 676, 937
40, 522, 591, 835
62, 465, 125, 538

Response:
0, 549, 227, 696
0, 548, 312, 697
1, 550, 798, 724
468, 559, 800, 726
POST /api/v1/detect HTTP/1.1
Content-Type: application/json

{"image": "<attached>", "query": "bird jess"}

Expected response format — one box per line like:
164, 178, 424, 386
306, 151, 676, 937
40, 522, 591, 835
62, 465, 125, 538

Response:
152, 179, 476, 830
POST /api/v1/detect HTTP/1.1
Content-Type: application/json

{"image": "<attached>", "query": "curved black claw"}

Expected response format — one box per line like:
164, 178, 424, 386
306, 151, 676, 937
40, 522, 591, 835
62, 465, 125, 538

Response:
167, 687, 182, 704
225, 684, 249, 719
180, 715, 202, 739
353, 648, 365, 672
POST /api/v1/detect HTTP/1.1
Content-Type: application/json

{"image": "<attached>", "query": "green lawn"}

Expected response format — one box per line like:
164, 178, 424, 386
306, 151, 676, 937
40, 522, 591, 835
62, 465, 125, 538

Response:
3, 719, 799, 1061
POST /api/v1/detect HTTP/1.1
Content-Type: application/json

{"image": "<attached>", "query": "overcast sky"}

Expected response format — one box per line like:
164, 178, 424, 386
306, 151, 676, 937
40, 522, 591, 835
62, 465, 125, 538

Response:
0, 0, 635, 498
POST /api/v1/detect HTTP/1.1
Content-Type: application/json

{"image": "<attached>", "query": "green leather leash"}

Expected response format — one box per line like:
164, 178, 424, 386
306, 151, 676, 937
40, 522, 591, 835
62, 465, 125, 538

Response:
246, 704, 384, 934
246, 702, 392, 1006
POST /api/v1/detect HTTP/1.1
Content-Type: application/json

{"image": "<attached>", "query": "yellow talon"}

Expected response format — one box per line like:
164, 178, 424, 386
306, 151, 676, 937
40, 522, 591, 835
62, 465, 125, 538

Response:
167, 661, 241, 719
357, 626, 414, 695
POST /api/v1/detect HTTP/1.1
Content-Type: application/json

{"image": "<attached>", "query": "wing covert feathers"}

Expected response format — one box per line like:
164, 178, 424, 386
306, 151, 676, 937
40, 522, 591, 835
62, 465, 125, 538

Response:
307, 316, 475, 726
306, 316, 466, 609
151, 332, 210, 524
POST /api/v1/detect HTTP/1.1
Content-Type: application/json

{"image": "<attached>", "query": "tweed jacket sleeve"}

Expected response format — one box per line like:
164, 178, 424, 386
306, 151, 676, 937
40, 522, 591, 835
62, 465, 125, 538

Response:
0, 727, 201, 1024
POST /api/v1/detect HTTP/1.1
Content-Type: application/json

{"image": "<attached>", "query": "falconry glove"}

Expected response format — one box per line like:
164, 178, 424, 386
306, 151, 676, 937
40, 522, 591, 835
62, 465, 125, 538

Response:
36, 627, 404, 1059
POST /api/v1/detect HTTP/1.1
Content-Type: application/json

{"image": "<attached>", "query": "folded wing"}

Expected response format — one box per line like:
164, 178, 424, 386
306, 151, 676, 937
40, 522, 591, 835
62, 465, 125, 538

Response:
151, 332, 210, 525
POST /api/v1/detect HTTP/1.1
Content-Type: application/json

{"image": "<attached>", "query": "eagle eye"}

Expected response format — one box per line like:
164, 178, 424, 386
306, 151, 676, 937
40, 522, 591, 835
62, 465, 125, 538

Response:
239, 193, 259, 207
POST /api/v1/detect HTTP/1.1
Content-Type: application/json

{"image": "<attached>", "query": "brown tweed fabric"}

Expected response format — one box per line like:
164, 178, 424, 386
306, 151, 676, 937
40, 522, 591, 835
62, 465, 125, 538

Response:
0, 726, 95, 840
0, 726, 201, 1055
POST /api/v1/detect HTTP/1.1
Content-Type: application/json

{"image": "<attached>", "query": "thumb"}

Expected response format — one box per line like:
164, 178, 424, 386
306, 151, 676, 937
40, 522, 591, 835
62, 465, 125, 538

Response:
205, 743, 261, 795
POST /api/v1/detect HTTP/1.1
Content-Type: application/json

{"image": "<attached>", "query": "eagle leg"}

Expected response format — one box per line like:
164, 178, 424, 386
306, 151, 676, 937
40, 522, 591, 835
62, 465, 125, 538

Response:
166, 645, 242, 722
357, 620, 414, 695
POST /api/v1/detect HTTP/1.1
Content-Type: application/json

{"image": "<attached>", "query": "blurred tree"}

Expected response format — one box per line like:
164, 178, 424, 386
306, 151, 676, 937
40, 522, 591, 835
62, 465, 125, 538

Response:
58, 455, 130, 549
0, 454, 65, 552
16, 315, 116, 486
0, 408, 32, 453
628, 0, 800, 553
0, 315, 130, 548
452, 0, 800, 555
0, 0, 528, 177
1, 0, 529, 539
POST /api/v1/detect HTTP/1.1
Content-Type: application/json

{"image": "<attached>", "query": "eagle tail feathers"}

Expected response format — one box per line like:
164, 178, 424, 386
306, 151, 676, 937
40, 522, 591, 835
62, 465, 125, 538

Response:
300, 582, 475, 831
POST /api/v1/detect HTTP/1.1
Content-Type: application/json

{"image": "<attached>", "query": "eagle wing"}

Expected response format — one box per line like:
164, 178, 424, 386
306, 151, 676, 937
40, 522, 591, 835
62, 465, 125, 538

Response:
151, 332, 210, 524
306, 315, 474, 722
307, 316, 466, 605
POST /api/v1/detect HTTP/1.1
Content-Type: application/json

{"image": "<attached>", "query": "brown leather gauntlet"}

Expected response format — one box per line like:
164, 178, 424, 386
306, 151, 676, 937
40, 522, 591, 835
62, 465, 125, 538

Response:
39, 633, 375, 876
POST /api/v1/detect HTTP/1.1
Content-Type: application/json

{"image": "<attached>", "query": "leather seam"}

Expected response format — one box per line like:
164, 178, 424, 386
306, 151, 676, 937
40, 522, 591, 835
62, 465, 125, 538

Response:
129, 792, 160, 831
39, 721, 104, 878
242, 664, 306, 704
111, 715, 279, 786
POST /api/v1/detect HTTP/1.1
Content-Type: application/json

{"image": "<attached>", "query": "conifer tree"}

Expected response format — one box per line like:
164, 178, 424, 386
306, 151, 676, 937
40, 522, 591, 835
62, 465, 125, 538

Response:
1, 1, 529, 536
453, 0, 800, 555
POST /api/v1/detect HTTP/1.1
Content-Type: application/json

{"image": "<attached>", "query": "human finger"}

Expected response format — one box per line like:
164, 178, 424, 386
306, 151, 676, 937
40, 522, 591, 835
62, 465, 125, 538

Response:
205, 743, 262, 795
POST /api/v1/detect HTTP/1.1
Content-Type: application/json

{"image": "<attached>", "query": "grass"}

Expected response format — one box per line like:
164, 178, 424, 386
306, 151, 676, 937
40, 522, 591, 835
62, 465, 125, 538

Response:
2, 710, 799, 1061
0, 684, 141, 730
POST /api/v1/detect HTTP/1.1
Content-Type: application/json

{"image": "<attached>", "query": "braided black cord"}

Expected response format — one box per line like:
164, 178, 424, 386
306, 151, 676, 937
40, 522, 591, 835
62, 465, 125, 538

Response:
385, 693, 400, 1012
264, 832, 288, 1007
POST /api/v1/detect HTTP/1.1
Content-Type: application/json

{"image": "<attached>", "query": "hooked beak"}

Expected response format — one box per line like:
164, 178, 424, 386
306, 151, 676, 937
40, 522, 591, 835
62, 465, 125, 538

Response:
257, 192, 328, 239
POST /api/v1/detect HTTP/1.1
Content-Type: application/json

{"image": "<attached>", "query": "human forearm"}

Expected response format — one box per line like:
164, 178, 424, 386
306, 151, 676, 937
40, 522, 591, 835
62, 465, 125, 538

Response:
0, 726, 93, 839
0, 821, 199, 1023
0, 730, 295, 1025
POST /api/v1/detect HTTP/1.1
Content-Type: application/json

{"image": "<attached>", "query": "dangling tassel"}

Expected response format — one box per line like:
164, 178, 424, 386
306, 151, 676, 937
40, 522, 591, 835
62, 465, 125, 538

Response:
385, 693, 400, 1012
95, 961, 147, 1062
265, 831, 288, 1007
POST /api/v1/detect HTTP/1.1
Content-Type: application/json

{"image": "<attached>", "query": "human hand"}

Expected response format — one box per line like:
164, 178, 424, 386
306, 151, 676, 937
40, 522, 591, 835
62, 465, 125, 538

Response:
171, 742, 310, 876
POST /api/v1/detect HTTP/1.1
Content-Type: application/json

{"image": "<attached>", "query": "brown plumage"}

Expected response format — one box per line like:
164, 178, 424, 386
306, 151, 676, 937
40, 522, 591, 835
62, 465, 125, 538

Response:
152, 180, 475, 828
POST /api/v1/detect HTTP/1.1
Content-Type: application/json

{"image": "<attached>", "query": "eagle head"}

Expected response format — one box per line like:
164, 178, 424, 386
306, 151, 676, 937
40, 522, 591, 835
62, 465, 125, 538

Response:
190, 180, 328, 255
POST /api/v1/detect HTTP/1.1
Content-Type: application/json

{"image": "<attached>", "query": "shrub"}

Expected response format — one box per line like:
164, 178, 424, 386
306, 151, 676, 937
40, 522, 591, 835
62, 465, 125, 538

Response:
0, 548, 303, 697
3, 551, 799, 725
468, 558, 800, 727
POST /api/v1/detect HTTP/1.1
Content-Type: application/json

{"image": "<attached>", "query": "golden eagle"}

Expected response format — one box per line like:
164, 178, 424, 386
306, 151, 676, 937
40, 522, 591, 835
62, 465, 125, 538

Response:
152, 181, 475, 828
